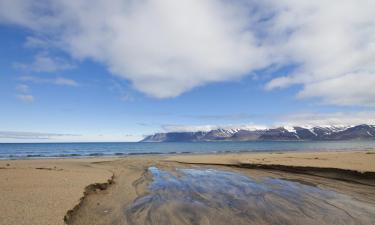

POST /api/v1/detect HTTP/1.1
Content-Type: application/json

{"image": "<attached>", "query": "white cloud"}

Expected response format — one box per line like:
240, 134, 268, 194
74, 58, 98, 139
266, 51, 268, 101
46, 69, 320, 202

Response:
15, 84, 34, 103
162, 124, 217, 132
278, 111, 375, 127
62, 0, 268, 98
17, 94, 34, 103
187, 113, 256, 121
20, 76, 78, 87
161, 111, 375, 132
24, 36, 51, 49
54, 77, 78, 86
0, 131, 141, 142
297, 72, 375, 107
14, 52, 75, 72
0, 0, 374, 104
264, 0, 375, 106
162, 124, 268, 132
0, 131, 77, 139
15, 76, 77, 106
0, 0, 268, 98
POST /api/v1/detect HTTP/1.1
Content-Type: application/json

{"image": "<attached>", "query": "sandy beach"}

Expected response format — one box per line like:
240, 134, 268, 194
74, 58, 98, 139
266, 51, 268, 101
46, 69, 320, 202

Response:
0, 151, 374, 225
0, 158, 113, 225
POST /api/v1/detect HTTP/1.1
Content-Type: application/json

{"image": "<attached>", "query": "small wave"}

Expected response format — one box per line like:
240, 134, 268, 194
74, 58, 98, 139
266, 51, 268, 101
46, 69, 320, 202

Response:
57, 153, 82, 157
88, 153, 105, 156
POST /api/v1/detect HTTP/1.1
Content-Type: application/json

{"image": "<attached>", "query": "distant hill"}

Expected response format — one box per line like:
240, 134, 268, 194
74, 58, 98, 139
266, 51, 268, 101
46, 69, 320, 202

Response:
141, 124, 375, 142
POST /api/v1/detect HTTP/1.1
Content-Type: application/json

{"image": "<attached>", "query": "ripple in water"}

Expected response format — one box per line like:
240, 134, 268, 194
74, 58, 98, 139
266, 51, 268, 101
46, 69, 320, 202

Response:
126, 167, 375, 225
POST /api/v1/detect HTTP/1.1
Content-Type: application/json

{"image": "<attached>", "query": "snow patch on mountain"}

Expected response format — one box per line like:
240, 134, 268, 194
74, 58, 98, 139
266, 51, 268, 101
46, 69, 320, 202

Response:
162, 124, 366, 134
283, 126, 297, 133
142, 124, 375, 142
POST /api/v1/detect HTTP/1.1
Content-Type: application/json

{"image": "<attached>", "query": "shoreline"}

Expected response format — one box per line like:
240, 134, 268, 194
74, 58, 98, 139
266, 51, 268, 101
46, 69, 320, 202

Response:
1, 150, 375, 225
1, 147, 374, 161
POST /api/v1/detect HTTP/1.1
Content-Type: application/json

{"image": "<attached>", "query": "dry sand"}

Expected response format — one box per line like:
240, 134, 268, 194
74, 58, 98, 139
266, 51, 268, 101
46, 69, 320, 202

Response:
0, 151, 374, 225
0, 158, 114, 225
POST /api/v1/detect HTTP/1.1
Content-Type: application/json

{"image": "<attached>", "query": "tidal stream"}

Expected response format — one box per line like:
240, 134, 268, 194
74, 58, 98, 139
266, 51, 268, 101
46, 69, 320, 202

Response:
126, 167, 375, 225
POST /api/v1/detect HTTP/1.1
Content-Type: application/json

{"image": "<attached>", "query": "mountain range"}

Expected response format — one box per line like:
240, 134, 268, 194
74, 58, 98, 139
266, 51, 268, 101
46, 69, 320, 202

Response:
141, 124, 375, 142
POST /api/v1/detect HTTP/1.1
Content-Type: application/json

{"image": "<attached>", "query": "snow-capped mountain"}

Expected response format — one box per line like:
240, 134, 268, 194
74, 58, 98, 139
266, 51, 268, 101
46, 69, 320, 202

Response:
140, 124, 375, 142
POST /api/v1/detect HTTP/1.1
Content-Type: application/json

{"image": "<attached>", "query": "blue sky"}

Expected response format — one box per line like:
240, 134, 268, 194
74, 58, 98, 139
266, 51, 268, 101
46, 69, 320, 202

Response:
0, 0, 374, 142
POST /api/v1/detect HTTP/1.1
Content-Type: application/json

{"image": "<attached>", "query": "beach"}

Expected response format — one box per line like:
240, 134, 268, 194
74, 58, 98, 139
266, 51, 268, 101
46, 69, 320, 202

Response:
0, 158, 114, 225
2, 0, 374, 224
1, 151, 374, 225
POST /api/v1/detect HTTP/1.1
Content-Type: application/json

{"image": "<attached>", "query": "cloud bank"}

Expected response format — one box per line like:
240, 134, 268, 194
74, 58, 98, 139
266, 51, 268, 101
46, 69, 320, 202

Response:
0, 131, 141, 142
162, 124, 268, 132
0, 0, 374, 104
278, 111, 375, 127
0, 131, 77, 139
162, 111, 375, 132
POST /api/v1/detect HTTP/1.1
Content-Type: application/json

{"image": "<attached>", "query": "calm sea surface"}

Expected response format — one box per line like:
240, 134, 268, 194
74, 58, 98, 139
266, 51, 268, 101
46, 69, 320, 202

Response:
0, 141, 375, 159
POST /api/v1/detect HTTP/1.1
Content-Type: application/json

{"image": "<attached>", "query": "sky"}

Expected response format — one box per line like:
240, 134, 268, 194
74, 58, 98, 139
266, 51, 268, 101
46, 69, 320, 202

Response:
0, 0, 374, 142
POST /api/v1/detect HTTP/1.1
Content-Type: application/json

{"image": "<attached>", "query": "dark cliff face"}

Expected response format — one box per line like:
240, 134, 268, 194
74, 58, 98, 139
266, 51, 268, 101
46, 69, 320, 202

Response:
231, 130, 263, 141
141, 125, 375, 142
259, 128, 300, 141
327, 125, 375, 140
203, 129, 232, 141
142, 131, 207, 142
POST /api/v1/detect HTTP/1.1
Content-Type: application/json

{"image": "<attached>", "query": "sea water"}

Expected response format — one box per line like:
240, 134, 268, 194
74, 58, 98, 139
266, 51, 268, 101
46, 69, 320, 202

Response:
1, 140, 375, 159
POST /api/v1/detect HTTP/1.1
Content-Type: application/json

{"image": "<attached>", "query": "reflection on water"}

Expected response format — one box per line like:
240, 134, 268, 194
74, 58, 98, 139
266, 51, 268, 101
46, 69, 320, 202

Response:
126, 167, 375, 225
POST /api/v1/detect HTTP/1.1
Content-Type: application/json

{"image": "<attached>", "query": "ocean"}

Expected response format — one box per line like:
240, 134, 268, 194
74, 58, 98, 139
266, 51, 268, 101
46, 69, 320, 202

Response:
1, 140, 375, 159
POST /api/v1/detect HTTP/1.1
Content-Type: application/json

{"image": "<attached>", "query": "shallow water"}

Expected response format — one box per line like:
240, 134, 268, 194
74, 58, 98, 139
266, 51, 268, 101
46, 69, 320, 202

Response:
126, 167, 375, 225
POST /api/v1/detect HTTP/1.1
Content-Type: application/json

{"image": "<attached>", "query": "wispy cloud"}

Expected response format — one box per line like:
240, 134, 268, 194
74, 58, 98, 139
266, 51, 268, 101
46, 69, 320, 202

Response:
0, 131, 78, 140
15, 84, 29, 93
162, 124, 268, 132
54, 77, 79, 86
15, 84, 34, 103
24, 36, 53, 49
108, 80, 134, 102
162, 111, 375, 132
186, 113, 258, 121
14, 52, 75, 73
295, 73, 375, 107
120, 94, 134, 102
20, 76, 78, 87
278, 111, 375, 127
16, 94, 34, 103
0, 131, 141, 142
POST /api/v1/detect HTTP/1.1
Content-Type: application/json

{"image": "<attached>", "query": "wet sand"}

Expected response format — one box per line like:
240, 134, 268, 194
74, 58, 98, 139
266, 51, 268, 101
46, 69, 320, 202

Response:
126, 166, 375, 225
0, 151, 375, 225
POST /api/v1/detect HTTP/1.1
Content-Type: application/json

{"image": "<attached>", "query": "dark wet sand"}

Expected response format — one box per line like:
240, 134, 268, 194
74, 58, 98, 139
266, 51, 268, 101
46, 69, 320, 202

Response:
65, 156, 375, 225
